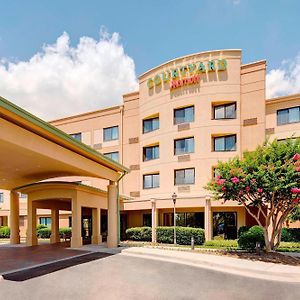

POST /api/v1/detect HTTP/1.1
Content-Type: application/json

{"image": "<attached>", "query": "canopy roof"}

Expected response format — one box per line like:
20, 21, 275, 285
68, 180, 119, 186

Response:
0, 96, 129, 190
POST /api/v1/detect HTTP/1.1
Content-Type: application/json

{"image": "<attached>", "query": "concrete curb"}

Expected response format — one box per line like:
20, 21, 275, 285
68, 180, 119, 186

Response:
121, 247, 300, 283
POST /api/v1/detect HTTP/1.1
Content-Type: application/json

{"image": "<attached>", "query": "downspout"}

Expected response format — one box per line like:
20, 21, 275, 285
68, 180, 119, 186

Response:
117, 170, 128, 245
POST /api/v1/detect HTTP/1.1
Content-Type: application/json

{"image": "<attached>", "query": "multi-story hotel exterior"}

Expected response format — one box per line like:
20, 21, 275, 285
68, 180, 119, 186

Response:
1, 49, 300, 241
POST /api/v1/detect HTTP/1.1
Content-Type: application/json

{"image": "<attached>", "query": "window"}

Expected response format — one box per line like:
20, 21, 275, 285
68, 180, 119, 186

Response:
174, 137, 194, 155
212, 167, 221, 178
143, 117, 159, 133
40, 217, 51, 227
174, 106, 194, 125
70, 133, 82, 141
213, 135, 236, 151
0, 193, 3, 203
143, 214, 152, 227
213, 212, 237, 240
104, 152, 119, 162
143, 173, 160, 189
174, 168, 195, 185
164, 212, 204, 228
103, 126, 119, 141
277, 106, 300, 125
213, 103, 236, 119
143, 145, 159, 161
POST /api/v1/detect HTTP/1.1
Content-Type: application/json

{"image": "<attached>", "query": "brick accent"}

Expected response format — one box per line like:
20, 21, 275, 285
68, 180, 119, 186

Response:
243, 118, 257, 126
129, 164, 140, 171
129, 137, 139, 144
178, 155, 190, 162
130, 191, 140, 197
177, 186, 190, 193
178, 123, 190, 131
265, 128, 275, 135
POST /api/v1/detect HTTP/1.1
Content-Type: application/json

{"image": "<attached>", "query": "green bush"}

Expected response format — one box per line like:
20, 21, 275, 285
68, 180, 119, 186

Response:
281, 228, 300, 242
126, 227, 152, 241
204, 239, 238, 248
37, 228, 51, 239
238, 226, 251, 238
125, 226, 205, 245
59, 228, 72, 238
238, 225, 265, 250
156, 227, 205, 245
37, 224, 48, 231
0, 226, 10, 238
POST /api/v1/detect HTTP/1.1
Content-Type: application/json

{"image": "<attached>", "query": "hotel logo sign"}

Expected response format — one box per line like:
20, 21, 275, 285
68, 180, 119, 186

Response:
147, 59, 227, 90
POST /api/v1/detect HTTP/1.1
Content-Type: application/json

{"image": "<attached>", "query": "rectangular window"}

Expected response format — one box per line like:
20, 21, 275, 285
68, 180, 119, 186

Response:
143, 173, 160, 189
174, 106, 194, 125
214, 103, 236, 119
104, 151, 119, 162
277, 106, 300, 125
143, 117, 159, 133
103, 126, 119, 141
143, 145, 159, 161
0, 193, 3, 203
40, 217, 51, 227
143, 214, 152, 227
174, 168, 195, 185
213, 135, 236, 151
70, 133, 82, 141
174, 137, 194, 155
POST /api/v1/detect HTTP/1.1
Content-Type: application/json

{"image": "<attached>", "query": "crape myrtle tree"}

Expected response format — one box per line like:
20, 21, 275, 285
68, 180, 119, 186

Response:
206, 139, 300, 252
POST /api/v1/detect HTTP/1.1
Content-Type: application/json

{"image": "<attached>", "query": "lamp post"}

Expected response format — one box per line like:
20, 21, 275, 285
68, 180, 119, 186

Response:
172, 192, 177, 245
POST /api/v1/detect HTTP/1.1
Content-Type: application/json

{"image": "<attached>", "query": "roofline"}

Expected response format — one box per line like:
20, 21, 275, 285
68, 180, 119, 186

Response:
50, 104, 122, 124
138, 49, 242, 79
241, 59, 267, 69
266, 93, 300, 104
0, 96, 129, 174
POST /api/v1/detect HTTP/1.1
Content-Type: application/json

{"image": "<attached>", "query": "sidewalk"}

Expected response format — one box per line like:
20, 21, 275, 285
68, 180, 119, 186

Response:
120, 247, 300, 283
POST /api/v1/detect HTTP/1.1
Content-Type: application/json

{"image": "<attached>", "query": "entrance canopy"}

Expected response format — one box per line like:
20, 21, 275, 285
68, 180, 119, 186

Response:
0, 96, 129, 190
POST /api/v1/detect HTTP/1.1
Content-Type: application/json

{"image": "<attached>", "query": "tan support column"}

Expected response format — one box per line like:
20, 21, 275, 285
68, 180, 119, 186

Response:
151, 199, 157, 243
205, 197, 212, 241
27, 198, 38, 246
107, 181, 118, 248
50, 208, 60, 244
10, 191, 20, 244
71, 195, 82, 248
92, 208, 102, 244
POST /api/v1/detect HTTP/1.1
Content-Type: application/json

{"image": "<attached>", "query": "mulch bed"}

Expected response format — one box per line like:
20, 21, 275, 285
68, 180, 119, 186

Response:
221, 251, 300, 266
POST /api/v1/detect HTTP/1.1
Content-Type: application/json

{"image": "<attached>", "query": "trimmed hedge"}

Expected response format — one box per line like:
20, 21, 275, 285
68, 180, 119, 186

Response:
237, 226, 251, 238
281, 228, 300, 242
0, 226, 10, 238
37, 227, 51, 239
59, 228, 72, 238
238, 225, 265, 250
126, 226, 205, 245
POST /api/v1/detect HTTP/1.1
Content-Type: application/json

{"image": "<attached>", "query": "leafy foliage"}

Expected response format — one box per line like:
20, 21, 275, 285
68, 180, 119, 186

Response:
0, 226, 10, 238
206, 139, 300, 251
238, 226, 265, 250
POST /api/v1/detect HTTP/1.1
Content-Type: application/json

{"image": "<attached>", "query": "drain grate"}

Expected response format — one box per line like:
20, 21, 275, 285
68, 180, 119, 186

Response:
2, 252, 113, 282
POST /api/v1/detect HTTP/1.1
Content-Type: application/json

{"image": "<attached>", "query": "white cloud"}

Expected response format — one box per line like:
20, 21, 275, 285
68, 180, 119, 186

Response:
266, 53, 300, 99
0, 29, 138, 120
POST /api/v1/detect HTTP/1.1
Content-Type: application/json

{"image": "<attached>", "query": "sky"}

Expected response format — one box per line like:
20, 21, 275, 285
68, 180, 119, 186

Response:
0, 0, 300, 120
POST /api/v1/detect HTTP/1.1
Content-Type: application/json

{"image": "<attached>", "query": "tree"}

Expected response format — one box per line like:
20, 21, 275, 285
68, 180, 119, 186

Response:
288, 205, 300, 224
206, 139, 300, 252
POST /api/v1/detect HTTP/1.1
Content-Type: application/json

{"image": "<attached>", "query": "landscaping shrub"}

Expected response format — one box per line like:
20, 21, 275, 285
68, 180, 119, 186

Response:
204, 239, 238, 248
0, 226, 10, 238
37, 227, 51, 238
281, 228, 300, 242
125, 226, 205, 245
37, 224, 48, 231
238, 225, 265, 250
59, 228, 72, 238
126, 227, 152, 241
238, 226, 251, 238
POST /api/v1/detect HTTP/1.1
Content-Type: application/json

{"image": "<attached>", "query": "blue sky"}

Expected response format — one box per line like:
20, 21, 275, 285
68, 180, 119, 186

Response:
0, 0, 299, 119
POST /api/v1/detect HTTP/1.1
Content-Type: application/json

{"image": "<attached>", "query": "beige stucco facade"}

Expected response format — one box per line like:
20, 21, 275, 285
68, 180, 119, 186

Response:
1, 49, 300, 240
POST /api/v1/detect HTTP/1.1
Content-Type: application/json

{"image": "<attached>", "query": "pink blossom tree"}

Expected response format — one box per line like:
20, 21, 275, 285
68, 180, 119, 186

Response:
206, 139, 300, 252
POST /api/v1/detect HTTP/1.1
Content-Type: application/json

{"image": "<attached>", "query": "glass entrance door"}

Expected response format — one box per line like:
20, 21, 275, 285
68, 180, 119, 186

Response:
82, 215, 92, 244
213, 212, 237, 239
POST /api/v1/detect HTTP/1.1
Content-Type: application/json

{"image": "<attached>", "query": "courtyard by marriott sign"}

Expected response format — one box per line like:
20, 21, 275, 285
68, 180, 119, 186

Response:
147, 59, 227, 90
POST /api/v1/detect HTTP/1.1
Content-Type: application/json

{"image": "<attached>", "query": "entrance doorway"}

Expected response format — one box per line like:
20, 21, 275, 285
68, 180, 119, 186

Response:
213, 212, 237, 239
82, 207, 92, 245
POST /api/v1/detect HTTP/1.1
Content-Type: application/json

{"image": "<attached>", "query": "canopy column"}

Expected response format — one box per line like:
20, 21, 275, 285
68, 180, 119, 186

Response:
27, 198, 38, 246
50, 208, 60, 244
107, 181, 118, 248
92, 208, 102, 244
71, 195, 82, 248
10, 191, 20, 244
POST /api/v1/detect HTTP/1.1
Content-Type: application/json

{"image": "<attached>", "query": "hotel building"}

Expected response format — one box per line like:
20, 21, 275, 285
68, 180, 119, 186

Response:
1, 49, 300, 242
